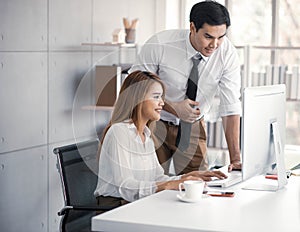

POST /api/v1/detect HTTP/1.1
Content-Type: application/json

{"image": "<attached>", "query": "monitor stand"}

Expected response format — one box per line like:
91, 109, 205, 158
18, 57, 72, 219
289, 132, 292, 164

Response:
242, 121, 288, 191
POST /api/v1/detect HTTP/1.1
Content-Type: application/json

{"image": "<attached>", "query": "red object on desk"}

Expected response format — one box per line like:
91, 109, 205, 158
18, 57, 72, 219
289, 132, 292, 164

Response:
206, 191, 235, 197
265, 174, 278, 180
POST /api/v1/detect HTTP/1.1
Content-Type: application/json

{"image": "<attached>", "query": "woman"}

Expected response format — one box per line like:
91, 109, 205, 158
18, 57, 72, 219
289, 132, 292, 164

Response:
94, 70, 226, 206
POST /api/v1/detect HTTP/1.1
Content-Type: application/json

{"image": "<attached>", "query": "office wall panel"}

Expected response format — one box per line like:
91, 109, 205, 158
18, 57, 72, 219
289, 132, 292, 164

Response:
0, 52, 47, 153
93, 0, 128, 43
0, 0, 47, 51
126, 0, 156, 43
93, 0, 156, 43
49, 52, 95, 143
93, 0, 156, 44
49, 0, 92, 50
0, 146, 47, 232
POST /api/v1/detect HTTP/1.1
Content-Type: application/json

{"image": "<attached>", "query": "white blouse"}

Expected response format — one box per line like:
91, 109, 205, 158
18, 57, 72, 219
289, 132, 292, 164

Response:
94, 122, 180, 202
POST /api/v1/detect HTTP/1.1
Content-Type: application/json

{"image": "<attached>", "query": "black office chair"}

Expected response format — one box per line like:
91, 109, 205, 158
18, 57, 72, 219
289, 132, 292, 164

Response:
53, 139, 115, 232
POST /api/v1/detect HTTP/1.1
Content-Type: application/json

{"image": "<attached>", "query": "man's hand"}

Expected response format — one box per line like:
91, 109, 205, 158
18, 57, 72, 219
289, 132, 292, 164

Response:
171, 99, 200, 123
228, 161, 242, 172
222, 115, 241, 173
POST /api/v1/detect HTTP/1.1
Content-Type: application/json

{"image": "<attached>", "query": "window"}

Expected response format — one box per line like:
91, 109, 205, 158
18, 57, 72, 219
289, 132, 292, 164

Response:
229, 0, 300, 147
230, 0, 272, 46
278, 0, 300, 47
179, 0, 300, 148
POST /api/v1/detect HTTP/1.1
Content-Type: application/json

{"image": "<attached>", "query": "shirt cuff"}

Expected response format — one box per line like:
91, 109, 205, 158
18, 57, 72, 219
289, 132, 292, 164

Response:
138, 182, 158, 199
219, 102, 242, 117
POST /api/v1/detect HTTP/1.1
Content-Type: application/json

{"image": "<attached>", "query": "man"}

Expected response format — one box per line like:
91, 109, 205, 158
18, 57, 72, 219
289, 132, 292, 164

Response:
129, 1, 242, 175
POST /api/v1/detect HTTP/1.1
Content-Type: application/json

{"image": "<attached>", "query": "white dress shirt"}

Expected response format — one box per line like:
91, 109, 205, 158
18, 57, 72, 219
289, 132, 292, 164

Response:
129, 29, 241, 124
94, 122, 180, 202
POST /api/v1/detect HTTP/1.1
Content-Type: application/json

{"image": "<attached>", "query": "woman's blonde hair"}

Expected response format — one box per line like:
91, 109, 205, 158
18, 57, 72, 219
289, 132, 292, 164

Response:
100, 70, 165, 144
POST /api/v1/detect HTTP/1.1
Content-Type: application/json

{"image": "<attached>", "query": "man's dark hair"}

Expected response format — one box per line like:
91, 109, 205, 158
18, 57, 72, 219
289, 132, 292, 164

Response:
190, 1, 231, 31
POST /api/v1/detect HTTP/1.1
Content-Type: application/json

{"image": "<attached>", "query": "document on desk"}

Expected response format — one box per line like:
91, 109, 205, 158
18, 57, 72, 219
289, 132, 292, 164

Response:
207, 166, 242, 188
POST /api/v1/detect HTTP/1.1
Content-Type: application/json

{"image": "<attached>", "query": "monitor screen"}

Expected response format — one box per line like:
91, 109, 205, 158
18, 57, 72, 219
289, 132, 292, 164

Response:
241, 84, 287, 185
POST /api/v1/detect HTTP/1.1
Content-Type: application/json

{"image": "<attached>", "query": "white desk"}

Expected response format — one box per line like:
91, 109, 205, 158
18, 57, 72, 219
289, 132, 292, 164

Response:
92, 176, 300, 232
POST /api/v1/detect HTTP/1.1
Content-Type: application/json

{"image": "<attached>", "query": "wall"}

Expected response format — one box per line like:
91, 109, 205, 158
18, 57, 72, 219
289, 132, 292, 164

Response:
0, 0, 160, 231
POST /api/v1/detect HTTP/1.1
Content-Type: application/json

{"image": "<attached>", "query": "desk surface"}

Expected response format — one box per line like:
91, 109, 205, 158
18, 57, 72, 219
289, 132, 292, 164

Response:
92, 176, 300, 232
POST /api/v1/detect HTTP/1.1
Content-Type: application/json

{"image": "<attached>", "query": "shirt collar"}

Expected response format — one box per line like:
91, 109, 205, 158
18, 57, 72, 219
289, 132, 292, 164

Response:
186, 31, 209, 63
127, 121, 151, 138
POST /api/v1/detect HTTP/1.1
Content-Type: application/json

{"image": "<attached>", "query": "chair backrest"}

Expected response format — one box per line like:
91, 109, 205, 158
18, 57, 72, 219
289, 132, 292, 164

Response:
54, 139, 99, 207
54, 139, 100, 232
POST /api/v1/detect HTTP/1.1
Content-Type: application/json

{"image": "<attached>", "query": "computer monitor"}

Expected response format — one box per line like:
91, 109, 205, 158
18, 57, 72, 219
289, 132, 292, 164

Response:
241, 84, 288, 191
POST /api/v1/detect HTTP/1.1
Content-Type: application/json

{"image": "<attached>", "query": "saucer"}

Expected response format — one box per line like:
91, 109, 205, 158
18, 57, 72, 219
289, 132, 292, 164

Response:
176, 194, 209, 203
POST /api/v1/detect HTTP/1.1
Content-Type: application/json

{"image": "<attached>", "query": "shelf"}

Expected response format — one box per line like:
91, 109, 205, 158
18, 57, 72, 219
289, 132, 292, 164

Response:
81, 42, 136, 48
81, 42, 137, 66
81, 105, 114, 111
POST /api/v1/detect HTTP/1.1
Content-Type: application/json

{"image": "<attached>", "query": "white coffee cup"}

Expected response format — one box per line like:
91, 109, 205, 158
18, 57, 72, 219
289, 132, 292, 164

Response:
179, 180, 205, 201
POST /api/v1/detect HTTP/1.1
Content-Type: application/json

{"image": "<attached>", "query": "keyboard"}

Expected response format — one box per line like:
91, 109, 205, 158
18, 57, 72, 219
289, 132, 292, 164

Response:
207, 166, 242, 188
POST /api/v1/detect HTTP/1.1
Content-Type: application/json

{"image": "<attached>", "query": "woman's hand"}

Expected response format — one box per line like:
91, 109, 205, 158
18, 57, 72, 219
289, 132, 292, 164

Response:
182, 170, 228, 182
156, 176, 202, 192
155, 170, 227, 193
